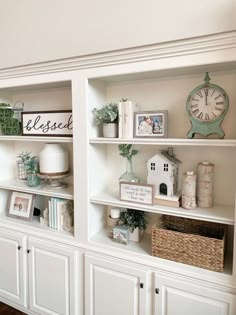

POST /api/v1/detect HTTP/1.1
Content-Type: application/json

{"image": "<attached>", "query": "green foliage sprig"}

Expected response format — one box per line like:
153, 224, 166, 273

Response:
120, 209, 147, 232
118, 144, 138, 161
17, 152, 36, 163
25, 157, 39, 174
93, 103, 118, 125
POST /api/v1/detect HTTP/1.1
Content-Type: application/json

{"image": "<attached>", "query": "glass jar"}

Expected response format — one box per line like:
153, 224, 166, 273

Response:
27, 173, 41, 187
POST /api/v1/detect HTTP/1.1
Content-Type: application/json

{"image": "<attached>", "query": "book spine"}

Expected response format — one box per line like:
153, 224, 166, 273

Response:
123, 101, 134, 139
57, 200, 63, 231
54, 198, 58, 230
48, 199, 52, 228
118, 101, 124, 138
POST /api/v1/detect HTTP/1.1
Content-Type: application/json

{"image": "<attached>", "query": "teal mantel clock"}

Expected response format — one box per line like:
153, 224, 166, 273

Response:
186, 72, 229, 138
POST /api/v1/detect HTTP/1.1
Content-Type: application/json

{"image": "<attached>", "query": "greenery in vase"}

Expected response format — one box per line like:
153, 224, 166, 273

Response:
118, 144, 138, 161
25, 157, 39, 174
119, 209, 147, 232
93, 102, 118, 125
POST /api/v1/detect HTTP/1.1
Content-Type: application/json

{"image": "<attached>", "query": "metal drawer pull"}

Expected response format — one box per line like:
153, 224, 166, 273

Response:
17, 246, 21, 250
27, 249, 31, 254
140, 283, 144, 289
155, 288, 160, 294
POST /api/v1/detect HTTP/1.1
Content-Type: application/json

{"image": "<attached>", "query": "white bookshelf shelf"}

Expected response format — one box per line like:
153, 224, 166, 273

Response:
91, 226, 151, 256
89, 138, 236, 147
90, 227, 233, 276
0, 179, 73, 200
0, 212, 74, 239
90, 191, 235, 225
0, 135, 73, 143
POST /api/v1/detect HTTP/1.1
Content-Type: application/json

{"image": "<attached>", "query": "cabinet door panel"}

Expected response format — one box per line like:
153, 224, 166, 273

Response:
0, 230, 26, 306
155, 274, 234, 315
85, 255, 147, 315
28, 239, 77, 315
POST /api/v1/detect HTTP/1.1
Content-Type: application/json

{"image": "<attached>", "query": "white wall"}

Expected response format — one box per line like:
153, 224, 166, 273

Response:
0, 0, 235, 69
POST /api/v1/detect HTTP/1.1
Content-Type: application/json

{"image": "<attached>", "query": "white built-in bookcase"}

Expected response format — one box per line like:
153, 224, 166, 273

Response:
0, 76, 76, 238
76, 53, 236, 284
0, 32, 236, 288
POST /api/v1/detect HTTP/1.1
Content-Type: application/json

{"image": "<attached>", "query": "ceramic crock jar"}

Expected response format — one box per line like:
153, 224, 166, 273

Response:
39, 143, 69, 176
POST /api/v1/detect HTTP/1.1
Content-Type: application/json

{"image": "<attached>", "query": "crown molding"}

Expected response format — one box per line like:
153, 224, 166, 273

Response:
0, 30, 235, 79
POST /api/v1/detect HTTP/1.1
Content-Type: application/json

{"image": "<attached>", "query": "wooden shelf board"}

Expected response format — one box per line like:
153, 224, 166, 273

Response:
0, 135, 73, 143
0, 213, 74, 239
0, 179, 73, 200
91, 227, 233, 276
90, 138, 236, 147
91, 227, 151, 256
90, 192, 235, 225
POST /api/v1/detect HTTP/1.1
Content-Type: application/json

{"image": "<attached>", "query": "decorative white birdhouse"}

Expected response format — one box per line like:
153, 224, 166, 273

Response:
147, 147, 182, 197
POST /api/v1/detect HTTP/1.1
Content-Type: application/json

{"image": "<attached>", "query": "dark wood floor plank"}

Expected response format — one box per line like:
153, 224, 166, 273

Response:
0, 302, 26, 314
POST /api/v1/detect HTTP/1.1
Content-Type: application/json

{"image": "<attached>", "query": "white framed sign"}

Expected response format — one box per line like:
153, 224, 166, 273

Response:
21, 110, 73, 136
119, 182, 154, 205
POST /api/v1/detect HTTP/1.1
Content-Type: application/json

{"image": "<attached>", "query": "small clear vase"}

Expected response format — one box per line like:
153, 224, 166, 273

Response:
27, 173, 41, 187
119, 158, 140, 183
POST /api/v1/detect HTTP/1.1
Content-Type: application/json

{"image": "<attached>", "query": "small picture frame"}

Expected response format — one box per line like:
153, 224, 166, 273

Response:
134, 110, 168, 138
113, 225, 129, 245
8, 191, 35, 221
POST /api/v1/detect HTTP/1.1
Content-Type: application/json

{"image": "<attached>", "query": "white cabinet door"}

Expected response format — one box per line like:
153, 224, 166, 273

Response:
85, 255, 148, 315
28, 238, 77, 315
0, 229, 26, 307
154, 274, 235, 315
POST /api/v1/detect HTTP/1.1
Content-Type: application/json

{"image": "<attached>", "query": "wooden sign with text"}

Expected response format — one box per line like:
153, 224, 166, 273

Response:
21, 110, 73, 136
119, 182, 154, 205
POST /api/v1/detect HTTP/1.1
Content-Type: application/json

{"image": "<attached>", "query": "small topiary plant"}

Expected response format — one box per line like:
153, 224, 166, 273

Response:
119, 209, 147, 232
93, 103, 118, 125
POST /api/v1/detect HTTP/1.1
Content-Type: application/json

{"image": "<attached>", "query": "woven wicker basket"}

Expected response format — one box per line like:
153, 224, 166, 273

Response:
152, 215, 226, 272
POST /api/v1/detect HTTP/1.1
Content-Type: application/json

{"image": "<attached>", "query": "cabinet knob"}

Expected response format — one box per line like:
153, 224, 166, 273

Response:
155, 288, 160, 294
27, 249, 31, 254
17, 245, 22, 250
140, 283, 144, 289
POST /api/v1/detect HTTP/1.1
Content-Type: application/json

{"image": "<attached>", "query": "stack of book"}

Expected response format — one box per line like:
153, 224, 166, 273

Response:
48, 197, 70, 231
118, 100, 136, 138
154, 193, 182, 208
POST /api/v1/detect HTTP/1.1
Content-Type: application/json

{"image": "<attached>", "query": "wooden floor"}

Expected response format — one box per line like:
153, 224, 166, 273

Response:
0, 302, 26, 314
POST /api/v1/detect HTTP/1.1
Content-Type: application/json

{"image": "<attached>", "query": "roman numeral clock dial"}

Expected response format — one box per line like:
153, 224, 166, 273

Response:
186, 72, 229, 138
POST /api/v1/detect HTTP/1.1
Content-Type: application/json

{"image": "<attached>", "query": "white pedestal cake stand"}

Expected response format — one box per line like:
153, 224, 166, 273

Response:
38, 173, 69, 190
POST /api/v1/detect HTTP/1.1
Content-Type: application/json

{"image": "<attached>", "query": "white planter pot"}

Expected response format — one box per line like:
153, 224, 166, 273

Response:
103, 123, 118, 138
129, 228, 144, 242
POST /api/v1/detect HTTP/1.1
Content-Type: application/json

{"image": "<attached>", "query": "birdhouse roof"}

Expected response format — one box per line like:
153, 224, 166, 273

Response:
148, 151, 182, 164
161, 150, 182, 164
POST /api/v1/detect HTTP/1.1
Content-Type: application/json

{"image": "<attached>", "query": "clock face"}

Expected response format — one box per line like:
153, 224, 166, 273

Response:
188, 87, 226, 122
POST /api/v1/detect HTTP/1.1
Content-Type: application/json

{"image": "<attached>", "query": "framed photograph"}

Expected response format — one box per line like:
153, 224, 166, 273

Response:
134, 110, 168, 138
8, 191, 35, 221
120, 182, 154, 205
21, 110, 73, 137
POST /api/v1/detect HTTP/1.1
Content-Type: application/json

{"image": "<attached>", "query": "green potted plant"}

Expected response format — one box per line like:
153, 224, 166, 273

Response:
16, 151, 36, 181
118, 144, 139, 183
119, 209, 147, 242
25, 157, 40, 187
93, 102, 118, 137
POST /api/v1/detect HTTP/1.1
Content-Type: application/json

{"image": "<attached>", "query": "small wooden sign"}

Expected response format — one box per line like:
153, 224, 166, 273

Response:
119, 182, 154, 205
21, 110, 73, 136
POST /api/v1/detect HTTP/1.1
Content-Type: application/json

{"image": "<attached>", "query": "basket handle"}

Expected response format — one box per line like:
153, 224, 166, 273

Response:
14, 101, 24, 109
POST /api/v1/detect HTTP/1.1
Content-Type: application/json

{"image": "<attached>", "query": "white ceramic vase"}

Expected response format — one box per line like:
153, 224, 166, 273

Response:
39, 143, 69, 175
103, 123, 118, 138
